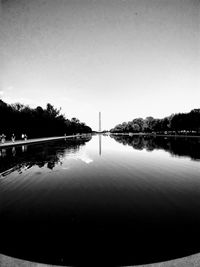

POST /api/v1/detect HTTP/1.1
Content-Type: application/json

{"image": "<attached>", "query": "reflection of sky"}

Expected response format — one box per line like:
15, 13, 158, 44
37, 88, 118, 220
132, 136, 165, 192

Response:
64, 147, 93, 164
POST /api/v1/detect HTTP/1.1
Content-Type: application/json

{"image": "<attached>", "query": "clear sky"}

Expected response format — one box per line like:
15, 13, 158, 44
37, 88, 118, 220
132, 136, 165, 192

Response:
0, 0, 199, 130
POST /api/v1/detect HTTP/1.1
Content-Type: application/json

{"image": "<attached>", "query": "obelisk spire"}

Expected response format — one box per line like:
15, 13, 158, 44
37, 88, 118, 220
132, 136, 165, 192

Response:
99, 112, 101, 132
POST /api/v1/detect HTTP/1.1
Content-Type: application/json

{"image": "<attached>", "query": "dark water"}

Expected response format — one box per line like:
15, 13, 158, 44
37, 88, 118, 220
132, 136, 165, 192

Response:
1, 134, 200, 266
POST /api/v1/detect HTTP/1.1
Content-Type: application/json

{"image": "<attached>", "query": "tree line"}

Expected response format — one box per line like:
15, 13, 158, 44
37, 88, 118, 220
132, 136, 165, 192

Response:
110, 108, 200, 135
0, 99, 92, 139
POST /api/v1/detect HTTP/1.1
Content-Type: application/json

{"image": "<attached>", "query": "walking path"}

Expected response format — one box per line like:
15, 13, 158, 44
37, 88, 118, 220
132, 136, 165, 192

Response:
1, 252, 200, 267
0, 135, 82, 148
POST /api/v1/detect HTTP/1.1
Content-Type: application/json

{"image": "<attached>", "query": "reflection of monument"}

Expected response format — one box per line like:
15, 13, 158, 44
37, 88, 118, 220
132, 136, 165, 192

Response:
99, 112, 102, 156
99, 134, 101, 156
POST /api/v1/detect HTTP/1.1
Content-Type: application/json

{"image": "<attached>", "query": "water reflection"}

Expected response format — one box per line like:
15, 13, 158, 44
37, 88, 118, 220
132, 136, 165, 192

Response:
12, 146, 16, 156
0, 135, 92, 177
111, 134, 200, 161
1, 134, 200, 266
99, 134, 102, 156
0, 148, 6, 157
22, 145, 27, 152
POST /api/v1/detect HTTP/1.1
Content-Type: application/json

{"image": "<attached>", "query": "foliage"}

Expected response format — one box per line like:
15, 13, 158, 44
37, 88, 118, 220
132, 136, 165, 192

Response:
110, 109, 200, 134
0, 100, 92, 139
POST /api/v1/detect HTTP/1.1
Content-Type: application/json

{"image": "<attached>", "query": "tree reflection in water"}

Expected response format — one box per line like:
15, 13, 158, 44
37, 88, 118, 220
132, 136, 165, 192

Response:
111, 134, 200, 161
0, 135, 92, 177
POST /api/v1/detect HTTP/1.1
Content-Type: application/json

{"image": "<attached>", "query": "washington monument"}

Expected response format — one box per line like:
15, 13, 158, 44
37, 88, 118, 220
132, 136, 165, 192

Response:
99, 112, 101, 133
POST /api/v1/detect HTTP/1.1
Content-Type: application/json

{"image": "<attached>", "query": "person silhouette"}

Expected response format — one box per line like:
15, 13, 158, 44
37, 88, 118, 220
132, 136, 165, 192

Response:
1, 134, 6, 143
11, 133, 15, 143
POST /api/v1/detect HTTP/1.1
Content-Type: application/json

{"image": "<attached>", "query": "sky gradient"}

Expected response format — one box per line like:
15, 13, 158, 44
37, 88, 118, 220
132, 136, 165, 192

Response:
0, 0, 199, 130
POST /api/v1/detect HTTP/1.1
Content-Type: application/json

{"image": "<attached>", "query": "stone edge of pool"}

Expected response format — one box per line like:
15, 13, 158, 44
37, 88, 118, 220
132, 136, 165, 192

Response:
1, 253, 200, 267
0, 134, 91, 148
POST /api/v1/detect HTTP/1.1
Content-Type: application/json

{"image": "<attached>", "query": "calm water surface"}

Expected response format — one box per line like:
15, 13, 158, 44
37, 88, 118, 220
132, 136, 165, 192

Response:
1, 134, 200, 266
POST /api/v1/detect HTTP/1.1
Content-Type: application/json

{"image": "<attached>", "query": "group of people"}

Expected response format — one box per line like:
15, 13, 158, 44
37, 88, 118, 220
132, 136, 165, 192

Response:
0, 133, 28, 144
21, 133, 28, 141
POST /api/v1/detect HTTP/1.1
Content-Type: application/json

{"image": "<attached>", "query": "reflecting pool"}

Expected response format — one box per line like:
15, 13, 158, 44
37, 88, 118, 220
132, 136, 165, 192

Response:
1, 134, 200, 266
